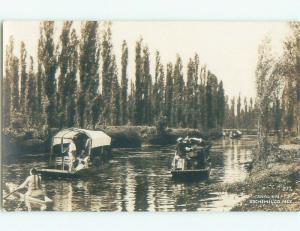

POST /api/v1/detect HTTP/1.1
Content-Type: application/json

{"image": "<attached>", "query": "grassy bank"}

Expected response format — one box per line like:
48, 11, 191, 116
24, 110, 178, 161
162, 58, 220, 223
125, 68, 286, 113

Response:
213, 144, 300, 211
2, 128, 49, 156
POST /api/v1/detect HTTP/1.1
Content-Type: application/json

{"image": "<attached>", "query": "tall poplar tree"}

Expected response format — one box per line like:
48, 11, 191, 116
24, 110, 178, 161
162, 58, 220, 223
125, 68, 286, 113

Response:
66, 29, 79, 127
186, 58, 195, 127
3, 36, 14, 127
165, 63, 174, 126
237, 94, 241, 128
216, 80, 225, 128
206, 71, 216, 129
19, 41, 27, 113
26, 56, 38, 125
36, 28, 45, 124
110, 55, 121, 125
120, 40, 128, 125
101, 22, 113, 123
134, 39, 143, 125
78, 21, 100, 128
142, 46, 152, 125
41, 21, 57, 128
173, 55, 185, 127
199, 66, 207, 130
153, 51, 165, 122
57, 21, 73, 127
11, 56, 20, 113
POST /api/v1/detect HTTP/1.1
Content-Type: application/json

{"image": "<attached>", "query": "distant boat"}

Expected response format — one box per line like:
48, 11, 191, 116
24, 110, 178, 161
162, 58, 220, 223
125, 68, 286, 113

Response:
37, 128, 112, 178
229, 130, 242, 139
171, 137, 211, 181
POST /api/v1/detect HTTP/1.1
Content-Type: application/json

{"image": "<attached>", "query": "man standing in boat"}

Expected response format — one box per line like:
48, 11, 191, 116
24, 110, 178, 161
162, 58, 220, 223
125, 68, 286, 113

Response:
68, 140, 77, 172
17, 168, 44, 198
174, 137, 193, 170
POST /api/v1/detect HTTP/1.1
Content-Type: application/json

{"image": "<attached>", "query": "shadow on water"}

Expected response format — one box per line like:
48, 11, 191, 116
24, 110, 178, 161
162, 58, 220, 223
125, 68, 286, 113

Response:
2, 136, 256, 211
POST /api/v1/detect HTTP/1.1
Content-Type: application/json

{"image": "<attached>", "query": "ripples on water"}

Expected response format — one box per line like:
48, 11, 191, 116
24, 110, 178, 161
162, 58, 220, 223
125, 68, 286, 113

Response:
2, 136, 256, 211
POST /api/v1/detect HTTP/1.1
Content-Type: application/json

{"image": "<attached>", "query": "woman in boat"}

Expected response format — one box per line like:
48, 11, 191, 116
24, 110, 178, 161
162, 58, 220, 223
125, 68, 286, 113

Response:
17, 168, 44, 198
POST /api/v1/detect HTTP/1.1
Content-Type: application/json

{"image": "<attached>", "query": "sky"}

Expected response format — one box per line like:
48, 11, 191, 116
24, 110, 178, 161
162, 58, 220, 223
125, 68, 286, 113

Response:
2, 21, 291, 98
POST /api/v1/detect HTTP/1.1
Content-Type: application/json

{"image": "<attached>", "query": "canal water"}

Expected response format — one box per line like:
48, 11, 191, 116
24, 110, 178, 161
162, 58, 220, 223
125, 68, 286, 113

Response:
2, 136, 256, 211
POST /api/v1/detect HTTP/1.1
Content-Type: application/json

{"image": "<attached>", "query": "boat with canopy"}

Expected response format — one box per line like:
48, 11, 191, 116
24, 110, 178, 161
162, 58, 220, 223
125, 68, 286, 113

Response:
37, 128, 112, 177
171, 137, 211, 181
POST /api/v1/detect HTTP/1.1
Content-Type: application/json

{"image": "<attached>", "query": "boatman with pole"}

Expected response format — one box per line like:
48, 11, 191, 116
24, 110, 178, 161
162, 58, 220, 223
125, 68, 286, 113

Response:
68, 140, 77, 172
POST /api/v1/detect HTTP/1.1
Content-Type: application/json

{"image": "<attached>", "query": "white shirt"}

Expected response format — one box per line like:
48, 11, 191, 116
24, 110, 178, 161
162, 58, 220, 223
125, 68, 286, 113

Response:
68, 142, 76, 161
18, 175, 41, 191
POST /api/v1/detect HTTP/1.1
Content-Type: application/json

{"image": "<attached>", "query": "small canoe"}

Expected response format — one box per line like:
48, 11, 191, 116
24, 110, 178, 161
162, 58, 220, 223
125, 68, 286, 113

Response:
6, 183, 53, 210
171, 167, 210, 181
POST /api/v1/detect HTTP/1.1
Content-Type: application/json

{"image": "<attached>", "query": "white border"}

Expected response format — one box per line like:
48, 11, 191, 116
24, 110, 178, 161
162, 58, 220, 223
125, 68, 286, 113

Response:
1, 0, 300, 231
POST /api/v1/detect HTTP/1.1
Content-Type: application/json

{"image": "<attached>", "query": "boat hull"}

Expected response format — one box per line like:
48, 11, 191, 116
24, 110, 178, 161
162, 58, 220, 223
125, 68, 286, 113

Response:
171, 167, 210, 181
37, 164, 110, 178
14, 192, 53, 210
37, 168, 79, 178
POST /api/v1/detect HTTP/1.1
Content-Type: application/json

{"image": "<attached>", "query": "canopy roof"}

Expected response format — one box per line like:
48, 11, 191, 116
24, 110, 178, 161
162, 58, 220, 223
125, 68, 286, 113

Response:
52, 128, 111, 148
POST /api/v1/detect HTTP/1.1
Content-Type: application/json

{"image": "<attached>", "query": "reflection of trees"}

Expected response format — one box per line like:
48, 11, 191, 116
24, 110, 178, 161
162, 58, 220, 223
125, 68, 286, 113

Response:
122, 161, 136, 212
134, 176, 149, 211
172, 183, 210, 211
221, 138, 251, 183
146, 169, 156, 211
87, 173, 120, 211
118, 147, 177, 211
52, 181, 73, 211
131, 151, 152, 211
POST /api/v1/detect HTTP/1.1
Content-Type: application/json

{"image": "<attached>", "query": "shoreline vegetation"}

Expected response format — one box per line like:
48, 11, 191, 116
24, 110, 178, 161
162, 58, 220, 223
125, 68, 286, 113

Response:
2, 125, 225, 156
216, 142, 300, 211
234, 144, 300, 211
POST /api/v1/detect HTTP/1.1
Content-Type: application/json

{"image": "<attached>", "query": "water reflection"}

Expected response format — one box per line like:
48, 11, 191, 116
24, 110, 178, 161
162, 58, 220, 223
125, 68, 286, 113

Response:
2, 136, 255, 211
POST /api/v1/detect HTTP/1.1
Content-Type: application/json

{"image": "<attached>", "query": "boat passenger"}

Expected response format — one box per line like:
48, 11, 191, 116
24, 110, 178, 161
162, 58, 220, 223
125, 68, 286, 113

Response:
17, 168, 44, 198
76, 155, 90, 171
68, 140, 77, 172
176, 137, 187, 157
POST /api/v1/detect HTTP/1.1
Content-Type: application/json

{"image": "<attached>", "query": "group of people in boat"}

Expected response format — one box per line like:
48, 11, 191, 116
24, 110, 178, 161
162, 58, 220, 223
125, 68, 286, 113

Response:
173, 136, 209, 170
66, 138, 91, 172
63, 133, 111, 172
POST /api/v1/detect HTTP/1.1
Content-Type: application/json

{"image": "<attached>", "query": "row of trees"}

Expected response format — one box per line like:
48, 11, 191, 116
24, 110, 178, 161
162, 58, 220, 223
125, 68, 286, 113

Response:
223, 95, 257, 130
3, 21, 226, 131
225, 22, 300, 137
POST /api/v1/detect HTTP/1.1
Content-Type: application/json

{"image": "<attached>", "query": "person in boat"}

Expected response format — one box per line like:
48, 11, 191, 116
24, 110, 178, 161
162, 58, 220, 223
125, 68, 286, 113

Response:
176, 137, 185, 157
183, 136, 193, 153
68, 140, 77, 172
17, 168, 44, 198
76, 150, 90, 171
174, 137, 193, 170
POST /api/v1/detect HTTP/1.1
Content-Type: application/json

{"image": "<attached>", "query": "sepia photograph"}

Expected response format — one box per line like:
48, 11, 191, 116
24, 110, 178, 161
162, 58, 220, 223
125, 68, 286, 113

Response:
1, 21, 300, 212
